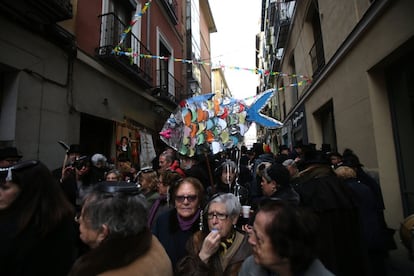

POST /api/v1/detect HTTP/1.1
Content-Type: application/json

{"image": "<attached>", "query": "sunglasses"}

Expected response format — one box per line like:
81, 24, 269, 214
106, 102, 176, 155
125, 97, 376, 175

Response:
175, 195, 197, 203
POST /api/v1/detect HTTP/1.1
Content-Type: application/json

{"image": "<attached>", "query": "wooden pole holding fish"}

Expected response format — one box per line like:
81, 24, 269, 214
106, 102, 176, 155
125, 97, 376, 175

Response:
204, 152, 215, 195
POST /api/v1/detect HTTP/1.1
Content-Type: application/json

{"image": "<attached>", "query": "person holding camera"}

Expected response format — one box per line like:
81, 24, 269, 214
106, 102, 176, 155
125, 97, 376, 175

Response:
60, 155, 93, 212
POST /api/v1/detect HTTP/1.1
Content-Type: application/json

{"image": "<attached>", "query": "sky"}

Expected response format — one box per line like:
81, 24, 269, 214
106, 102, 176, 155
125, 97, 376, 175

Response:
209, 0, 262, 146
209, 0, 262, 101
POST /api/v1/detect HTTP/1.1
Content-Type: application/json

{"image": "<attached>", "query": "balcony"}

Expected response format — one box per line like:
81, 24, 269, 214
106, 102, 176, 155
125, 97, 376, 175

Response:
152, 69, 185, 107
159, 0, 179, 25
0, 0, 72, 25
95, 13, 153, 88
273, 1, 295, 49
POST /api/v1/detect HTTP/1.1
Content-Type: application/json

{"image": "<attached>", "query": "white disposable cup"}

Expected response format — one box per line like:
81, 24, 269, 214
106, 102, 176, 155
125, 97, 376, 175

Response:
242, 205, 251, 218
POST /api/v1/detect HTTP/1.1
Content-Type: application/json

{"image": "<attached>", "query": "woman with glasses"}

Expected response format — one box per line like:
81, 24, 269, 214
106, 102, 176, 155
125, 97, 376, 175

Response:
176, 193, 252, 275
152, 177, 206, 271
0, 160, 77, 275
69, 181, 173, 275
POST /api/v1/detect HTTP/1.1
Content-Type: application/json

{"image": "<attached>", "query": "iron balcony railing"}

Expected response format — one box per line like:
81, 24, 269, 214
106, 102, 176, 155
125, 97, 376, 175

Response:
95, 12, 153, 87
153, 69, 185, 105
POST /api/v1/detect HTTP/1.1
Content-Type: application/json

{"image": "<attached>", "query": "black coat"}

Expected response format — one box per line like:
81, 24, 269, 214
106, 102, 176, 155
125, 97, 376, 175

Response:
151, 208, 200, 270
294, 165, 369, 276
269, 185, 300, 205
0, 214, 77, 276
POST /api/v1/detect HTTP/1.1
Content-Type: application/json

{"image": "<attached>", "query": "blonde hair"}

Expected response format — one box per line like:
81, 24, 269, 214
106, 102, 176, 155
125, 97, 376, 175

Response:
105, 169, 122, 181
335, 166, 356, 179
140, 170, 159, 192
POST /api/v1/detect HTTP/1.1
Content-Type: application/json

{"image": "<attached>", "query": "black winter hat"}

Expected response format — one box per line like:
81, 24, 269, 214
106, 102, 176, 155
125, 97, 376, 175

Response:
265, 163, 290, 188
0, 147, 22, 160
302, 149, 330, 165
68, 144, 82, 154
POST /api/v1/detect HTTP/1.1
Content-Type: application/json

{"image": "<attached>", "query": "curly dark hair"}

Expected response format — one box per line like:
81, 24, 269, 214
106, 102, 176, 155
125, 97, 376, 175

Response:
159, 169, 182, 187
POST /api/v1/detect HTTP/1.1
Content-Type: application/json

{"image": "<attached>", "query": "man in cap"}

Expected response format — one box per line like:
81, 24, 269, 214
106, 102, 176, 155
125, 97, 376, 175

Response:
0, 147, 23, 168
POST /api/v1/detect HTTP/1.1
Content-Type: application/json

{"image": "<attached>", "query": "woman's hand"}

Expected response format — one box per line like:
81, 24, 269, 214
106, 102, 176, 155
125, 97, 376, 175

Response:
198, 230, 221, 263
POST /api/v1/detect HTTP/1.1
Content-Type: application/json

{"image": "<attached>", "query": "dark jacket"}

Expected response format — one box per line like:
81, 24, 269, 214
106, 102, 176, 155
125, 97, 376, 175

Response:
343, 178, 388, 250
152, 208, 200, 270
176, 230, 252, 276
0, 215, 77, 276
269, 185, 300, 205
294, 164, 368, 276
147, 195, 172, 228
59, 169, 94, 211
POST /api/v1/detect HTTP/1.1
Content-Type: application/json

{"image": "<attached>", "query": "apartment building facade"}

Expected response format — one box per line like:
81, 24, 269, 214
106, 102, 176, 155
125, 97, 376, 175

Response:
260, 0, 414, 226
0, 0, 216, 170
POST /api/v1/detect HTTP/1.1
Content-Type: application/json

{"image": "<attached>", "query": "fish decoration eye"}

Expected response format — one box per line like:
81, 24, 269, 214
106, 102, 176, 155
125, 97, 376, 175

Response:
159, 89, 283, 157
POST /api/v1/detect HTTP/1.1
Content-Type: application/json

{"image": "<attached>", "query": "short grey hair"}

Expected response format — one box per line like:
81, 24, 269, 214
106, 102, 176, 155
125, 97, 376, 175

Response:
205, 193, 241, 219
160, 150, 175, 164
282, 159, 297, 168
82, 186, 148, 237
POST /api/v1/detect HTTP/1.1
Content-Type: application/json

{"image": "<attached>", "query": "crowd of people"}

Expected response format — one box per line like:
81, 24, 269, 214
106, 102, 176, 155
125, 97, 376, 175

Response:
0, 141, 396, 275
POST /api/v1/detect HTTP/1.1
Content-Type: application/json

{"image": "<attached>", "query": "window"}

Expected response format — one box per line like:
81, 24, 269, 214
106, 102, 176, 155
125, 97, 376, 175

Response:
314, 100, 337, 151
307, 1, 325, 77
289, 54, 298, 104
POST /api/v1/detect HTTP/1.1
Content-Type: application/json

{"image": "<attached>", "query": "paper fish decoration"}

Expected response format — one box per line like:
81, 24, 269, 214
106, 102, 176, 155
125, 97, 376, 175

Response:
159, 89, 283, 157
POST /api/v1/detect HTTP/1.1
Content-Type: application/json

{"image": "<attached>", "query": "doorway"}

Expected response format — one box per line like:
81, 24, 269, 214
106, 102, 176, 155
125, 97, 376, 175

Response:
79, 113, 114, 161
386, 50, 414, 216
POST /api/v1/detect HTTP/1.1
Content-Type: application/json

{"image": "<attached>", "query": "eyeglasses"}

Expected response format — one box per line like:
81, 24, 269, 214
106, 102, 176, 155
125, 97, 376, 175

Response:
207, 212, 229, 220
175, 195, 197, 203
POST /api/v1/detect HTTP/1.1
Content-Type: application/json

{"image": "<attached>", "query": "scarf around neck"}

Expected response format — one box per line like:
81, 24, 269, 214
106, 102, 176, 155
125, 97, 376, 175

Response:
177, 209, 200, 231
